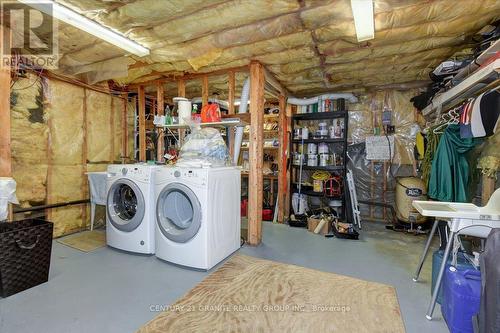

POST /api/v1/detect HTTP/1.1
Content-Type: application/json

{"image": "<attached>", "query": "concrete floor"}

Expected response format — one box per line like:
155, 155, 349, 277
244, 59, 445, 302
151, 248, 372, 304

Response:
0, 222, 447, 333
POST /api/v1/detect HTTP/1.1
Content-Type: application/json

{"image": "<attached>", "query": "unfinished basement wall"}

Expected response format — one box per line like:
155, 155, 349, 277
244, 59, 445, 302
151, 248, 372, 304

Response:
346, 88, 424, 221
11, 73, 135, 237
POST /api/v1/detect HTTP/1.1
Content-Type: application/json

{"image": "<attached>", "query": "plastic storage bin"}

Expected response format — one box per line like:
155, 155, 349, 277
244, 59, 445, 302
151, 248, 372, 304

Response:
442, 267, 481, 333
432, 249, 475, 304
0, 219, 53, 297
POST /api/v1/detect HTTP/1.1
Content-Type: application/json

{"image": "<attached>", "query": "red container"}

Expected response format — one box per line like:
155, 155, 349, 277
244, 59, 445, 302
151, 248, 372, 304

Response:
262, 209, 273, 221
241, 199, 248, 217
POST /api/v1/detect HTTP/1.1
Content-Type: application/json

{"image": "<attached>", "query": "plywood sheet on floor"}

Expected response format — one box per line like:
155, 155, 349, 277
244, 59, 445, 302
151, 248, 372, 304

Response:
138, 254, 405, 333
57, 230, 106, 252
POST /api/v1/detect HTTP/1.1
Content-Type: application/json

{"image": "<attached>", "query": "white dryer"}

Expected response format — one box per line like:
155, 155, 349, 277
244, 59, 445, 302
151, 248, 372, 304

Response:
106, 164, 158, 254
154, 166, 241, 270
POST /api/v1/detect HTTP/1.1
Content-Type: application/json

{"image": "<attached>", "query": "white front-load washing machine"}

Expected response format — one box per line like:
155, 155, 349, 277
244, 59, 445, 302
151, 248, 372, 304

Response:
106, 164, 158, 254
154, 166, 241, 270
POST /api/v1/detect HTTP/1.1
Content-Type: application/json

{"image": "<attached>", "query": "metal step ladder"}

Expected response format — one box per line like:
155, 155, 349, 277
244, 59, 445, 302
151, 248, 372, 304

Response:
347, 169, 361, 229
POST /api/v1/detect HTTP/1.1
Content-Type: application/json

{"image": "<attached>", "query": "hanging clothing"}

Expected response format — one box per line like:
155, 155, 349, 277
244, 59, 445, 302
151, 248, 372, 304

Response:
459, 99, 474, 139
415, 132, 425, 159
421, 125, 442, 188
470, 90, 500, 138
428, 124, 482, 202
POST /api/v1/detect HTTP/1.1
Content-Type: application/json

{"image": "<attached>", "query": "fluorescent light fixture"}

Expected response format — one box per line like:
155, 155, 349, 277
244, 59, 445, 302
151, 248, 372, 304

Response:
350, 0, 374, 42
19, 0, 150, 57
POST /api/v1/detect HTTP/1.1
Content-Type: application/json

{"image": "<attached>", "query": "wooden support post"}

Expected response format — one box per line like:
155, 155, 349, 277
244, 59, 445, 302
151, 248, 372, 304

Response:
482, 174, 496, 206
121, 92, 128, 160
370, 161, 374, 219
383, 161, 387, 220
178, 79, 186, 97
82, 89, 88, 227
0, 26, 11, 178
248, 61, 265, 245
110, 97, 115, 161
277, 94, 286, 223
228, 71, 236, 159
0, 25, 12, 220
177, 79, 186, 145
157, 82, 165, 163
138, 86, 146, 161
202, 75, 209, 107
284, 103, 292, 218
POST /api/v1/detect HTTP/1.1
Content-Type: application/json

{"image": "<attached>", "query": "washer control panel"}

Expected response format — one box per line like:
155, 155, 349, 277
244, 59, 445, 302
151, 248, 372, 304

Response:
107, 165, 152, 182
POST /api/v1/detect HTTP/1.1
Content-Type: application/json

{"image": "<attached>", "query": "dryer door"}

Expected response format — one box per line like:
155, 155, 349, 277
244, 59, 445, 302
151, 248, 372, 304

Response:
107, 178, 145, 232
156, 183, 202, 243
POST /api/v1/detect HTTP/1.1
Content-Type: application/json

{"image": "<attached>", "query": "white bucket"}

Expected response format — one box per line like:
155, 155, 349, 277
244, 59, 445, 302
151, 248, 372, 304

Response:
319, 154, 329, 166
307, 154, 318, 166
178, 99, 192, 125
318, 142, 329, 154
307, 143, 317, 154
318, 122, 328, 136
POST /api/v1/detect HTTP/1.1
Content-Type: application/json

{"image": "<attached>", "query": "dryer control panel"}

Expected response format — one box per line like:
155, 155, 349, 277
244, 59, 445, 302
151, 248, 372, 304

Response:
166, 168, 207, 186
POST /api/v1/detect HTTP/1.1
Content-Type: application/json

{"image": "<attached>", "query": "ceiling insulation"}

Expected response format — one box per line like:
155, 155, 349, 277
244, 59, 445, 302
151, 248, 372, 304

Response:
47, 0, 500, 95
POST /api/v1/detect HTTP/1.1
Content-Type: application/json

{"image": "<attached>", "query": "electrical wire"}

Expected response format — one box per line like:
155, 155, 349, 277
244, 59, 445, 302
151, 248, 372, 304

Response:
312, 170, 331, 181
11, 69, 43, 91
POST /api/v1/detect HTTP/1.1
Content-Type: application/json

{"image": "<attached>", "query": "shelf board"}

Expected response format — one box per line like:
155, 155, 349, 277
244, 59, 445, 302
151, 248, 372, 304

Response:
293, 111, 347, 120
243, 130, 279, 134
422, 58, 500, 116
291, 165, 345, 171
241, 172, 278, 180
220, 113, 279, 124
156, 119, 247, 129
292, 138, 345, 144
240, 146, 279, 150
291, 186, 344, 198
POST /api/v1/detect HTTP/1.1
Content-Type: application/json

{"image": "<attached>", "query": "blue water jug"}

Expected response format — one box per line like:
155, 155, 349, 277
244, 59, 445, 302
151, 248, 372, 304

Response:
432, 249, 475, 304
442, 267, 481, 333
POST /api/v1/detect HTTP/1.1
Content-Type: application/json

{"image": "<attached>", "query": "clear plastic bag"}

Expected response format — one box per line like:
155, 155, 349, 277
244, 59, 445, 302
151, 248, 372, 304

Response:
176, 123, 230, 168
0, 177, 19, 221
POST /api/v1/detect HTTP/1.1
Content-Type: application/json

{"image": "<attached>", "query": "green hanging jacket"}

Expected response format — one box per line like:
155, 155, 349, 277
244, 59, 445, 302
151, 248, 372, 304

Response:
428, 124, 481, 202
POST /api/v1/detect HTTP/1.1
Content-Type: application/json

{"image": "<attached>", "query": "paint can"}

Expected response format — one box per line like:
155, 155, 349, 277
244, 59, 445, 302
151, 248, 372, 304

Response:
319, 154, 330, 166
329, 125, 336, 138
293, 153, 305, 165
307, 154, 318, 166
331, 153, 338, 166
302, 127, 309, 139
293, 128, 302, 140
318, 122, 328, 137
307, 143, 317, 154
318, 142, 329, 154
313, 179, 323, 192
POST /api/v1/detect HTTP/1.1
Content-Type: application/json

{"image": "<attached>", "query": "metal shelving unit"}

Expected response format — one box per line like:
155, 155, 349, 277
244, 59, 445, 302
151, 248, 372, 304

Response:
289, 111, 349, 220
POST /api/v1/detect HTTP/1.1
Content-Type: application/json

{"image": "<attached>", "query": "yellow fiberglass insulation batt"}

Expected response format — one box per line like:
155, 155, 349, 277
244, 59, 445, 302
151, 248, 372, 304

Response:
10, 74, 135, 237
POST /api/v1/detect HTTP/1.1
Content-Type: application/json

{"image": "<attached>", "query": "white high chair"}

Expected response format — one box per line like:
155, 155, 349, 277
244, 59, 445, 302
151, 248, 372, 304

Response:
412, 188, 500, 320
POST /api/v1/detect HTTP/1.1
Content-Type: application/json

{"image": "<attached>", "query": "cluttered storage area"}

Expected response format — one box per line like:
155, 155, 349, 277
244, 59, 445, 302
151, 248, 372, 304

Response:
1, 1, 500, 333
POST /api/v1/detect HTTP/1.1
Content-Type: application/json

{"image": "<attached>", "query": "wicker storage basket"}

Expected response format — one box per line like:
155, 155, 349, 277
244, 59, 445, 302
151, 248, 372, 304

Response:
0, 219, 53, 297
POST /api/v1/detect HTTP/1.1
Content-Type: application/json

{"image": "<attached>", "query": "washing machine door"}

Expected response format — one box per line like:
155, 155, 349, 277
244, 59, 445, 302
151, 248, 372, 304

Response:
107, 178, 145, 232
156, 183, 202, 243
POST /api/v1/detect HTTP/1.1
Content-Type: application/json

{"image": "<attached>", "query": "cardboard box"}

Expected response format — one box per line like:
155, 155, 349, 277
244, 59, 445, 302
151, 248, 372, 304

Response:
307, 217, 331, 235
